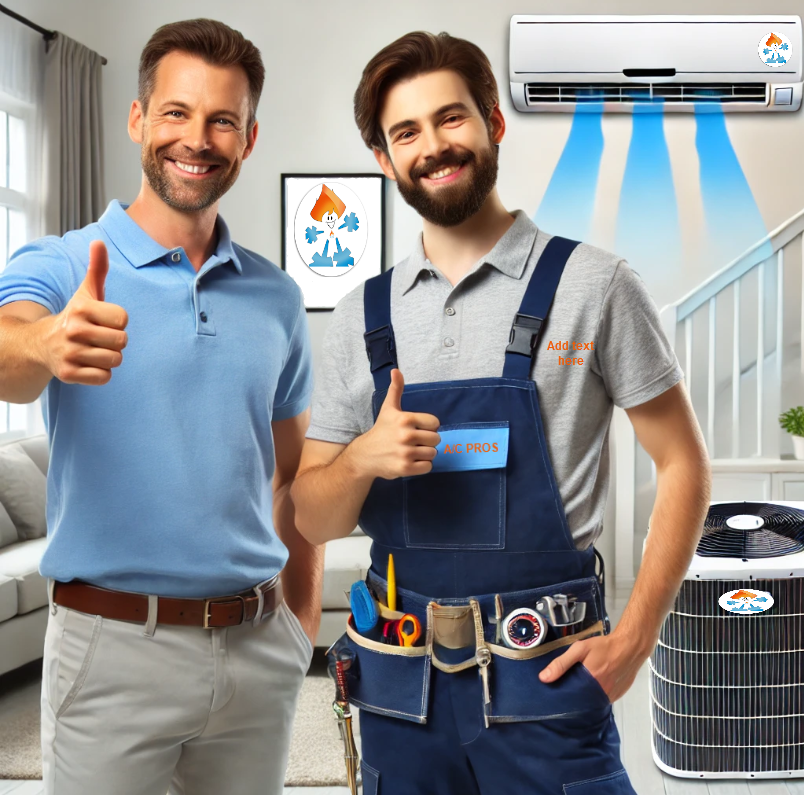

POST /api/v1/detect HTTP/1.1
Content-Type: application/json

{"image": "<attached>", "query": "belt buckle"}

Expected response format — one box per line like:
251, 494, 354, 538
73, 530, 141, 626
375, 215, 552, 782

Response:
203, 595, 246, 629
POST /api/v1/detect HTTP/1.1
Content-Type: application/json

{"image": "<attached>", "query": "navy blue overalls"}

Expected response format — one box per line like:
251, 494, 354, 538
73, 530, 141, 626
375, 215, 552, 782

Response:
344, 237, 637, 795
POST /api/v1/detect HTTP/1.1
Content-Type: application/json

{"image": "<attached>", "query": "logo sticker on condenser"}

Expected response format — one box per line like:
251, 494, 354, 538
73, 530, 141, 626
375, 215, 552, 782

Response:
719, 588, 774, 614
758, 32, 792, 68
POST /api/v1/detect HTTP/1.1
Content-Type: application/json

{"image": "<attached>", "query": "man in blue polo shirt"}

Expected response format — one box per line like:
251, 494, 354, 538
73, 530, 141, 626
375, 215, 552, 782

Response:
0, 19, 322, 795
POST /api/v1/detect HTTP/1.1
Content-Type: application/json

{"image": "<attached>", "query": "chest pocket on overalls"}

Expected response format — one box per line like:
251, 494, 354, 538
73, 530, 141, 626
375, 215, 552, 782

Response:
403, 421, 508, 550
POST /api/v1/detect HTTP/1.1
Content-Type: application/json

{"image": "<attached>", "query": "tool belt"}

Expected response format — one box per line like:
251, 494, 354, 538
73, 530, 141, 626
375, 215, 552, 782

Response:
52, 576, 282, 629
341, 577, 610, 725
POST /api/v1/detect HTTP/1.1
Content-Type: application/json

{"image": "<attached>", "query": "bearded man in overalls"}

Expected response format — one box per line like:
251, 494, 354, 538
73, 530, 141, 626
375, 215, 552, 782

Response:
291, 31, 711, 795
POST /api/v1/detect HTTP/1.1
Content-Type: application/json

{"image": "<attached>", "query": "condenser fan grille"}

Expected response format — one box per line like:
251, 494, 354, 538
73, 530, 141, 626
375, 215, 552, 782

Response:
650, 577, 804, 775
697, 503, 804, 558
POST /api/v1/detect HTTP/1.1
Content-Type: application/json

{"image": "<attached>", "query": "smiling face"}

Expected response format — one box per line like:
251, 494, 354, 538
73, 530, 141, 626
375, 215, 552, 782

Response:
324, 210, 338, 228
374, 69, 503, 227
128, 51, 257, 212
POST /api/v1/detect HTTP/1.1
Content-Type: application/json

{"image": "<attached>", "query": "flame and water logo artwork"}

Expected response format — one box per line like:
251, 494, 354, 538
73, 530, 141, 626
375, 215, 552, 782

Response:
718, 588, 775, 614
758, 31, 792, 68
293, 182, 368, 277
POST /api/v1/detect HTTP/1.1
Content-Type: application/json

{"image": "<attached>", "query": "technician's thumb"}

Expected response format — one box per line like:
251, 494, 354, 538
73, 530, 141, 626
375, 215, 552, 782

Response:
81, 240, 109, 302
382, 368, 405, 413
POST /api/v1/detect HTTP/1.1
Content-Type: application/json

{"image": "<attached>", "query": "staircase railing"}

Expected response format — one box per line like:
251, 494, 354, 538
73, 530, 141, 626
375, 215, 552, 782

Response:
613, 208, 804, 593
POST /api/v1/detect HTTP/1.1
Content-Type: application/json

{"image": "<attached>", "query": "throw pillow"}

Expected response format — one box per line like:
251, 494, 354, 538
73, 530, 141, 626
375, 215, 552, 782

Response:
0, 444, 47, 540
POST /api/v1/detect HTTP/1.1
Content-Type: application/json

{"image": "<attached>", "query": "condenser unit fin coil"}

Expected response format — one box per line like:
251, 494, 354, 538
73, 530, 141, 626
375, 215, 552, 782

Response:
650, 577, 804, 775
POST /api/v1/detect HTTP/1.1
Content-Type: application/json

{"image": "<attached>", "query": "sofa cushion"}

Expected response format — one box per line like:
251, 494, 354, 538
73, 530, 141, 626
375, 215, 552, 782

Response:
0, 574, 18, 622
0, 501, 17, 549
0, 443, 47, 540
0, 537, 48, 614
322, 534, 372, 610
16, 435, 49, 476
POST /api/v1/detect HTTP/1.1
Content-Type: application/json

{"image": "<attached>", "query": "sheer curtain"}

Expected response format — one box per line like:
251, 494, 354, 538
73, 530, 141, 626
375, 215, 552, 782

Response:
0, 20, 105, 441
0, 13, 45, 440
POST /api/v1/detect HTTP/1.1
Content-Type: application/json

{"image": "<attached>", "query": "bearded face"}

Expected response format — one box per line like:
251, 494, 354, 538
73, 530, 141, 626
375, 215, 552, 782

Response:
391, 136, 499, 227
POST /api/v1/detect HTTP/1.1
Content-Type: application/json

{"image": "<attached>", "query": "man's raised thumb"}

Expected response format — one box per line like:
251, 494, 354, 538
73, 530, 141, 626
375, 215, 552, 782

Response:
83, 240, 109, 301
383, 368, 405, 412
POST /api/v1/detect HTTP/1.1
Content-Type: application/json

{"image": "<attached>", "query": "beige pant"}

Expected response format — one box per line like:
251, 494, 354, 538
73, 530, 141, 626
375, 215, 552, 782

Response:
41, 589, 313, 795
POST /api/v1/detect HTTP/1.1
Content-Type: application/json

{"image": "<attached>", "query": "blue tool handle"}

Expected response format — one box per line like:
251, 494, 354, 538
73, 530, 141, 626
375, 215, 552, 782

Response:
350, 580, 379, 635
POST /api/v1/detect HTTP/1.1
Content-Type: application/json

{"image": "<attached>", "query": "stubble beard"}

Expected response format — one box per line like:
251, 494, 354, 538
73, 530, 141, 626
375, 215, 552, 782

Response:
140, 137, 241, 212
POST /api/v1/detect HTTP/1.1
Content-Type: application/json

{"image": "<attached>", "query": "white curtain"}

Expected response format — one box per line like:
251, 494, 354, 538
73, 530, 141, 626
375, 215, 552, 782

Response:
0, 14, 45, 105
0, 14, 45, 439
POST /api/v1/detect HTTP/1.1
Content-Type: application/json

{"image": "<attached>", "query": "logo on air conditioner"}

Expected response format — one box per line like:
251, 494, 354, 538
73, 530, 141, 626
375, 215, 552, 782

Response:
758, 32, 792, 68
719, 588, 774, 614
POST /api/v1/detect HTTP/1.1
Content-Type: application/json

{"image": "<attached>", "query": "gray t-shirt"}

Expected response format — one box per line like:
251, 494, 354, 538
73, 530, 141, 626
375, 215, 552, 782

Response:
307, 210, 683, 550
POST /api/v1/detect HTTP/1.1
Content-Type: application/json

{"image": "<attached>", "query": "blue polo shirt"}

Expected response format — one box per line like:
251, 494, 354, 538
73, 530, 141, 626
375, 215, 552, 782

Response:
0, 200, 313, 597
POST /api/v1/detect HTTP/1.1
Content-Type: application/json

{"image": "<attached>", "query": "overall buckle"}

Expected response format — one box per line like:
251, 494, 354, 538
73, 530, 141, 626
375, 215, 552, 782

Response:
506, 313, 543, 357
363, 325, 395, 372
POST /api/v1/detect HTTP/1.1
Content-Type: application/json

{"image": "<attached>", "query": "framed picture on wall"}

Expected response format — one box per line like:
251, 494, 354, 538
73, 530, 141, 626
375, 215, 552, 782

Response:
281, 173, 386, 310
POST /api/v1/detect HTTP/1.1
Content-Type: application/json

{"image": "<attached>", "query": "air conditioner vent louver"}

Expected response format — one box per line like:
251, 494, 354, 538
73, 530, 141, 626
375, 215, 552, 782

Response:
525, 83, 768, 105
697, 502, 804, 558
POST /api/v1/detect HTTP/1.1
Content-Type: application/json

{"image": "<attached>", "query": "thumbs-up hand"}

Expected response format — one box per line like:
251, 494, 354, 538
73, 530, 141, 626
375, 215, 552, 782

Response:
354, 368, 441, 480
41, 240, 129, 386
83, 239, 109, 301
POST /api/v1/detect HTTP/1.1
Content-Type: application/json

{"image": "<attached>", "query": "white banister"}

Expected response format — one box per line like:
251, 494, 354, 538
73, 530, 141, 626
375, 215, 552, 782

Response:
732, 279, 741, 458
757, 260, 765, 456
672, 206, 804, 323
613, 407, 635, 594
773, 249, 784, 460
685, 316, 693, 396
707, 296, 716, 454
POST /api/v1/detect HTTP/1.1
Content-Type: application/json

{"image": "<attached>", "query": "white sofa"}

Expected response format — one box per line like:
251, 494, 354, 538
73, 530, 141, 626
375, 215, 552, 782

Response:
0, 434, 370, 675
0, 435, 50, 676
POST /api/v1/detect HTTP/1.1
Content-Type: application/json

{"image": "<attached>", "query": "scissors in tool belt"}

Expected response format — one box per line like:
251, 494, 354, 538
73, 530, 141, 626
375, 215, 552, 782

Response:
396, 614, 422, 647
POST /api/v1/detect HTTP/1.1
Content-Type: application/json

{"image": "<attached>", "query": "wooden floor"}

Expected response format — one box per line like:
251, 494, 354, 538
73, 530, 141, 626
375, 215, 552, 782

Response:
2, 595, 803, 794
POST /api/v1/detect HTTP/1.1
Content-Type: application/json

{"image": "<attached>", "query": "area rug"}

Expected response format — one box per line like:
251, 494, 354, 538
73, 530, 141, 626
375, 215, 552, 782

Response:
0, 674, 360, 786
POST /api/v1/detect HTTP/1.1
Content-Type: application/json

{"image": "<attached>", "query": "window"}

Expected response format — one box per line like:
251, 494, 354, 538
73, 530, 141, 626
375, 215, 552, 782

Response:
0, 107, 30, 271
0, 92, 42, 440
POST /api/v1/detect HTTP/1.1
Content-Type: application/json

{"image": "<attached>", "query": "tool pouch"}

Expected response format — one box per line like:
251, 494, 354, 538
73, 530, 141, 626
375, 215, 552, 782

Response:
343, 590, 610, 725
485, 619, 611, 723
343, 604, 431, 724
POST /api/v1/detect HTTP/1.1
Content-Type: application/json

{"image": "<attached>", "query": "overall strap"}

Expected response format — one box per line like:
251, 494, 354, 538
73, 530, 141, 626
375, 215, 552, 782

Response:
363, 269, 397, 392
502, 236, 580, 380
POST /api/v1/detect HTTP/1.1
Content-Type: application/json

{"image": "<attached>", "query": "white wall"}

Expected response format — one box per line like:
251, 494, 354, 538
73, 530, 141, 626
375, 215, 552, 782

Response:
12, 1, 804, 305
10, 0, 804, 586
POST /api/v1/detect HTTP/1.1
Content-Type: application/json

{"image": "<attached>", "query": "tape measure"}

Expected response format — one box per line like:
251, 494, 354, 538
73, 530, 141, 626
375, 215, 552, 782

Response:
502, 607, 547, 650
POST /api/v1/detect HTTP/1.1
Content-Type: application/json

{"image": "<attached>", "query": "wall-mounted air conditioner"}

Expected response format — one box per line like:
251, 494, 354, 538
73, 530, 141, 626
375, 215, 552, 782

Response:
510, 16, 803, 112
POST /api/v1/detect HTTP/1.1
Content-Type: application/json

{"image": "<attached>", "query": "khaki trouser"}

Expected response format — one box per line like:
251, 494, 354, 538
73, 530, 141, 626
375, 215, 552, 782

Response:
41, 587, 313, 795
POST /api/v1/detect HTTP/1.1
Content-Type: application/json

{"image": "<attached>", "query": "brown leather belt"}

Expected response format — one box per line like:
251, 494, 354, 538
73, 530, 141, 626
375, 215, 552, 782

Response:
52, 576, 283, 629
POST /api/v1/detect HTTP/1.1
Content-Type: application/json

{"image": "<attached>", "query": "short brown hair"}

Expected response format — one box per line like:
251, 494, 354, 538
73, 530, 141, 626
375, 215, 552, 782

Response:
138, 19, 265, 128
354, 31, 499, 153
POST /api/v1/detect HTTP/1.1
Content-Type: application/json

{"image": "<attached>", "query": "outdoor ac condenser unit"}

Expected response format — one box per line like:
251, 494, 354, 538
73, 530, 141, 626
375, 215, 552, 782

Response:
649, 501, 804, 779
510, 16, 803, 112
